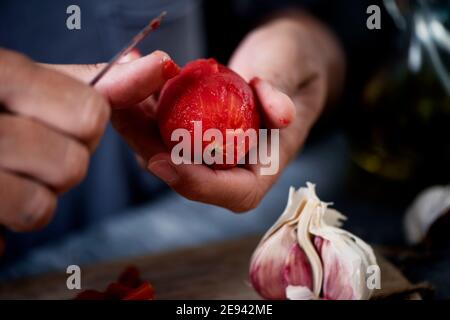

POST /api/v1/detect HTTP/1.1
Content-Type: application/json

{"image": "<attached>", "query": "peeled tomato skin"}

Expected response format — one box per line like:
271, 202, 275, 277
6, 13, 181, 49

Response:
157, 59, 260, 169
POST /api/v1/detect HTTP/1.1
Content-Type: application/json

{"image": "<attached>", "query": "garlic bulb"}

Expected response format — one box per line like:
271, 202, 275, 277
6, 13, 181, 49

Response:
404, 185, 450, 246
250, 183, 378, 300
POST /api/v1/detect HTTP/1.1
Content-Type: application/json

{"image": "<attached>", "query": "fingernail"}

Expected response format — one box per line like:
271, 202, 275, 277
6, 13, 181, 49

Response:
154, 50, 170, 62
249, 76, 262, 87
118, 48, 141, 64
21, 187, 55, 231
162, 59, 181, 80
148, 160, 179, 184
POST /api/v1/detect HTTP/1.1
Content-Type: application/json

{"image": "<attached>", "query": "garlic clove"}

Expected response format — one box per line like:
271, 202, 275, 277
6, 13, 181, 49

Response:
315, 238, 355, 300
310, 206, 377, 300
283, 242, 313, 290
316, 236, 373, 300
250, 224, 313, 300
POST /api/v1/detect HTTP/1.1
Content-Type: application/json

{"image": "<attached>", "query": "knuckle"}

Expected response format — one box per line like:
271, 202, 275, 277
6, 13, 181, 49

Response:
84, 63, 106, 75
0, 49, 30, 69
58, 141, 89, 191
0, 50, 33, 96
0, 115, 13, 143
0, 115, 29, 146
178, 183, 203, 202
175, 179, 208, 203
231, 189, 261, 213
78, 90, 110, 141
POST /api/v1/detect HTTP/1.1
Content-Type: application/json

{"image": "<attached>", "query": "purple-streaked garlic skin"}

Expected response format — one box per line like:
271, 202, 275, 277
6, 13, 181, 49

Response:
250, 183, 378, 300
315, 238, 355, 300
283, 243, 313, 290
250, 225, 313, 300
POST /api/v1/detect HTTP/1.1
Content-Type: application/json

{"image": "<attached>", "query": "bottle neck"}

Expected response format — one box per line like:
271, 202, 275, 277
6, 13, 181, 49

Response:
384, 0, 450, 95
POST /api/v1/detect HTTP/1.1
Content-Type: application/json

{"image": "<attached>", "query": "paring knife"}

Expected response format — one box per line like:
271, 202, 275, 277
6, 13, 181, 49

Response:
89, 11, 167, 86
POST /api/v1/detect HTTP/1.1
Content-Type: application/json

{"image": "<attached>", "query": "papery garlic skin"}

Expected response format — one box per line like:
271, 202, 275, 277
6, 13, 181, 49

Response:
309, 205, 377, 300
317, 238, 369, 300
286, 285, 316, 300
250, 224, 313, 300
250, 183, 379, 300
404, 185, 450, 245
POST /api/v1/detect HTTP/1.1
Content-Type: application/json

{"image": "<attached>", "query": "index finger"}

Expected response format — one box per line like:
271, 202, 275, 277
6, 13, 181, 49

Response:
46, 51, 179, 108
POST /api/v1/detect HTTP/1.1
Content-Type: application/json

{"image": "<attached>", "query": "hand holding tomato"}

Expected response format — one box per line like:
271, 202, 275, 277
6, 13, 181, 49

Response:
226, 13, 346, 210
147, 13, 346, 212
55, 11, 346, 213
52, 50, 295, 212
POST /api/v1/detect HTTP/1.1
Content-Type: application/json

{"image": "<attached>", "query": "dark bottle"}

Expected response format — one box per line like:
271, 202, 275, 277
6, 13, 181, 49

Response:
350, 0, 450, 183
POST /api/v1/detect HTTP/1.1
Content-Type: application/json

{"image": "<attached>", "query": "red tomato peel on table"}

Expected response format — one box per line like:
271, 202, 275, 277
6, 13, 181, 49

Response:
74, 266, 155, 300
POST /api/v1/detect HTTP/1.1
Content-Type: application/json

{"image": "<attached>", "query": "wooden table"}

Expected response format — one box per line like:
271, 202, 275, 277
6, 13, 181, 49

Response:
0, 236, 424, 299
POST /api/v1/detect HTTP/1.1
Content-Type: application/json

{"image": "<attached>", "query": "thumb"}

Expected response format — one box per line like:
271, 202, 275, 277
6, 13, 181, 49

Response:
43, 50, 180, 108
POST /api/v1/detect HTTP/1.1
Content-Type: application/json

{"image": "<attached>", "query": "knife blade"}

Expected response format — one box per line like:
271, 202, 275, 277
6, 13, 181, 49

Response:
89, 11, 167, 86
